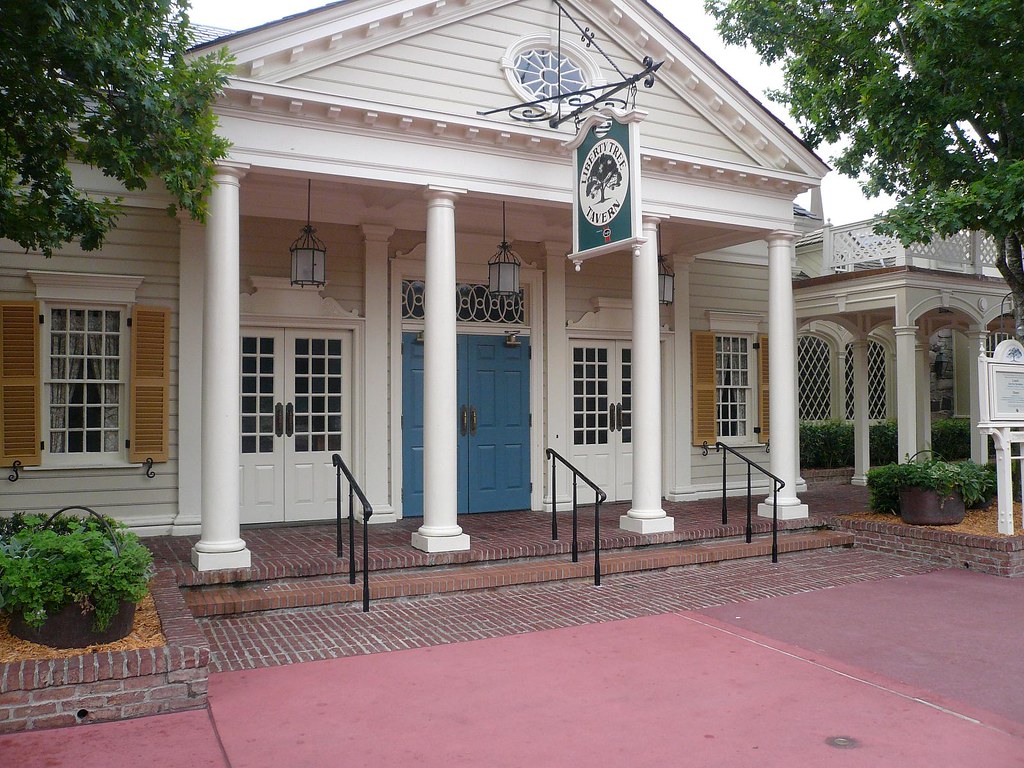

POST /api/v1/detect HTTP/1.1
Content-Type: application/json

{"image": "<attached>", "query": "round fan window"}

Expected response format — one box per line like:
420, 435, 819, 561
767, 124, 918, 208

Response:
513, 49, 588, 100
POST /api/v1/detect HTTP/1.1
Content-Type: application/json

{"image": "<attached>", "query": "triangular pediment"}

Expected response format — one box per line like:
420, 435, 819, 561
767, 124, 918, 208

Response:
194, 0, 826, 180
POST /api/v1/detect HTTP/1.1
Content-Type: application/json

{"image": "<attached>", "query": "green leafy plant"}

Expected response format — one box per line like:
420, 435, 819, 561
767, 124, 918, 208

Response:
866, 459, 995, 515
0, 512, 153, 631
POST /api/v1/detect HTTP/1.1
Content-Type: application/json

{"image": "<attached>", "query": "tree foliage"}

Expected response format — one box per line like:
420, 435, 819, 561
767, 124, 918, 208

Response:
706, 0, 1024, 334
0, 1, 233, 256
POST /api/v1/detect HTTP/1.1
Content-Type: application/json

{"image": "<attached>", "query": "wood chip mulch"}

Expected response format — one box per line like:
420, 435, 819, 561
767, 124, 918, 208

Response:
840, 500, 1023, 538
0, 592, 166, 664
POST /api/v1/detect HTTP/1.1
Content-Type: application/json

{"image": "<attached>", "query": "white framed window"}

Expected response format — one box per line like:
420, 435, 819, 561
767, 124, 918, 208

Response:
693, 313, 767, 447
10, 271, 170, 471
44, 305, 127, 464
500, 34, 602, 117
715, 334, 751, 440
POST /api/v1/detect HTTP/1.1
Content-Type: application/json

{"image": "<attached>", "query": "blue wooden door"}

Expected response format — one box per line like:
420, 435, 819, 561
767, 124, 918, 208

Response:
461, 335, 531, 513
402, 333, 530, 517
401, 333, 426, 517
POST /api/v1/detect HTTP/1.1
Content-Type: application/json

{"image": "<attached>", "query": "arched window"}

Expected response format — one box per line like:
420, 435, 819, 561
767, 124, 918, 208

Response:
844, 340, 888, 420
797, 335, 832, 421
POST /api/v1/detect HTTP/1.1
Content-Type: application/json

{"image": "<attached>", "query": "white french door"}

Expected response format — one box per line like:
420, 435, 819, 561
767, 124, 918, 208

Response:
568, 340, 632, 502
239, 328, 353, 524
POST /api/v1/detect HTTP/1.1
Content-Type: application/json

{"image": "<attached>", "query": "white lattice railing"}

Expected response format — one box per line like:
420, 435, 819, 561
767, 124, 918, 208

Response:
820, 220, 1000, 276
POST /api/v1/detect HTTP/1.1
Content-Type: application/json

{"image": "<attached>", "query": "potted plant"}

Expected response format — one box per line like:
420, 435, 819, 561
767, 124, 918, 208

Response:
0, 507, 154, 648
866, 458, 994, 525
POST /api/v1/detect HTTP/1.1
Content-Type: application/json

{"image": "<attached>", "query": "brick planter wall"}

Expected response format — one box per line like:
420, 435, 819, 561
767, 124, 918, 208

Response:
803, 468, 855, 488
0, 572, 209, 733
832, 517, 1024, 577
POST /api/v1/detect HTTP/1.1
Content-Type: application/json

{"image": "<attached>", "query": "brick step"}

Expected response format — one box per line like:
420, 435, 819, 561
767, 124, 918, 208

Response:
185, 530, 854, 617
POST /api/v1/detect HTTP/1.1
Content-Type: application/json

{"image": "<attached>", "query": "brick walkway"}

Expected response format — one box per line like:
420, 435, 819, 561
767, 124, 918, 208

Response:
201, 547, 935, 672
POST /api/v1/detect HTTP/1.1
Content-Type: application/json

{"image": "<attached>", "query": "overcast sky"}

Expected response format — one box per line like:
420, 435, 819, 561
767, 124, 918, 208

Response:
186, 0, 895, 225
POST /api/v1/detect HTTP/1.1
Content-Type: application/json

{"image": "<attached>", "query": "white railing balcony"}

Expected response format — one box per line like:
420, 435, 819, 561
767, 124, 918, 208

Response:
819, 219, 1000, 277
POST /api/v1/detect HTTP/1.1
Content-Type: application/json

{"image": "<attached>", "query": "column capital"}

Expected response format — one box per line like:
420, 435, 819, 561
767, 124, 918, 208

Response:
893, 324, 919, 337
212, 161, 250, 182
642, 212, 671, 226
424, 185, 466, 203
848, 337, 870, 350
766, 229, 798, 245
543, 241, 570, 256
360, 223, 396, 243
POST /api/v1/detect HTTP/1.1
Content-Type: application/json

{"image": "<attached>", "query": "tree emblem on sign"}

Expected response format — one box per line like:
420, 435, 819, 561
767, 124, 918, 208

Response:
578, 137, 629, 228
585, 154, 623, 203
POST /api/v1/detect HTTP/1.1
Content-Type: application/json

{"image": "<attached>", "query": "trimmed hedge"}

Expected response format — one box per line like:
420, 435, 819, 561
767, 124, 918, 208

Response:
800, 419, 900, 469
930, 418, 971, 461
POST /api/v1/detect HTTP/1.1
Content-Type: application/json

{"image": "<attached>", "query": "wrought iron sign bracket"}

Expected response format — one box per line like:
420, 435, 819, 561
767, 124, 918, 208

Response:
478, 57, 662, 129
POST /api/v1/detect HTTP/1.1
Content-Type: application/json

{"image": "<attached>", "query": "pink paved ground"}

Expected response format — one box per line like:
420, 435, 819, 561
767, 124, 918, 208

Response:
4, 566, 1023, 767
207, 614, 1024, 767
700, 568, 1024, 734
0, 708, 227, 767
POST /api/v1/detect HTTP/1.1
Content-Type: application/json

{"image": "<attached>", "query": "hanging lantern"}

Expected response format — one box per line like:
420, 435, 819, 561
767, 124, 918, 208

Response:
290, 179, 327, 287
488, 202, 521, 297
658, 253, 674, 305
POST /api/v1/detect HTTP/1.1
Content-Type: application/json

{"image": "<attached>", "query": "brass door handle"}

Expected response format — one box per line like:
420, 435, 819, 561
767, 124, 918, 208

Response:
469, 406, 478, 436
460, 405, 468, 436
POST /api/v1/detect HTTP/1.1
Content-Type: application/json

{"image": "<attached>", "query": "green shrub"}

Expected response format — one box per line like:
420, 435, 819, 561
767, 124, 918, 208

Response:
800, 420, 855, 468
0, 512, 153, 631
866, 459, 996, 515
930, 418, 972, 461
870, 420, 899, 466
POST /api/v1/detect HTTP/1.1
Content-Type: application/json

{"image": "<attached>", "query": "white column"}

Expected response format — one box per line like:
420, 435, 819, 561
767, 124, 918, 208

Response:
192, 165, 251, 571
622, 217, 674, 533
173, 219, 205, 534
361, 224, 396, 521
544, 242, 570, 511
917, 335, 932, 451
758, 231, 808, 519
966, 328, 988, 464
668, 253, 696, 500
850, 339, 871, 485
894, 325, 920, 461
411, 187, 470, 553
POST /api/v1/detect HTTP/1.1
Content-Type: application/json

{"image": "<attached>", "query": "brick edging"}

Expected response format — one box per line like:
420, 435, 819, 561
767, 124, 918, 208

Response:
0, 570, 209, 733
831, 517, 1024, 577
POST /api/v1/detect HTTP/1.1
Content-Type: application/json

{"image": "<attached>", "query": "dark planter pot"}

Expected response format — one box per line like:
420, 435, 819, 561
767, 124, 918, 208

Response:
9, 600, 136, 649
898, 486, 966, 525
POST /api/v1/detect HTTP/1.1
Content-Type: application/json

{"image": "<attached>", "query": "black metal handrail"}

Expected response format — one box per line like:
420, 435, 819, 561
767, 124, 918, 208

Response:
332, 453, 373, 612
546, 448, 607, 586
701, 441, 786, 563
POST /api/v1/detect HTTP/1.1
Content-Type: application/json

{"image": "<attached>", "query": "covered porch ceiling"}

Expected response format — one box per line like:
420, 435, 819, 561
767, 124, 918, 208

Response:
238, 170, 780, 258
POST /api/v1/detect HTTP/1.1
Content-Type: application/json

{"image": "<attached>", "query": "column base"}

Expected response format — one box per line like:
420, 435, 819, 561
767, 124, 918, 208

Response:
851, 475, 868, 487
619, 514, 675, 534
191, 546, 252, 572
411, 532, 471, 553
757, 501, 809, 521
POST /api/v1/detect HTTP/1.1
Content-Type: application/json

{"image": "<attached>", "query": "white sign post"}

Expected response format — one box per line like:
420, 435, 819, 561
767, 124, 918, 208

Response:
977, 338, 1024, 534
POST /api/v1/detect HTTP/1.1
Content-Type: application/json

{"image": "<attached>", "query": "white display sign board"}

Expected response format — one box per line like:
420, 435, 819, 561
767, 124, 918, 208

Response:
977, 338, 1024, 534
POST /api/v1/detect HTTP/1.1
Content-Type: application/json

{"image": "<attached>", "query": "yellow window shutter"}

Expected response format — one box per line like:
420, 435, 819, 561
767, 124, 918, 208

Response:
0, 302, 41, 467
692, 331, 717, 446
758, 334, 770, 444
129, 305, 170, 463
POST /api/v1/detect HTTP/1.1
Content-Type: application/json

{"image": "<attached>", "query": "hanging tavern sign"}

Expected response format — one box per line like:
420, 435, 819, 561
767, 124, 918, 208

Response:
565, 108, 646, 264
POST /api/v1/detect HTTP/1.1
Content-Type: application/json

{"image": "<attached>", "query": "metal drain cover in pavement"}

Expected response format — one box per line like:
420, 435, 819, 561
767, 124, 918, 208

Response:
826, 736, 860, 749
